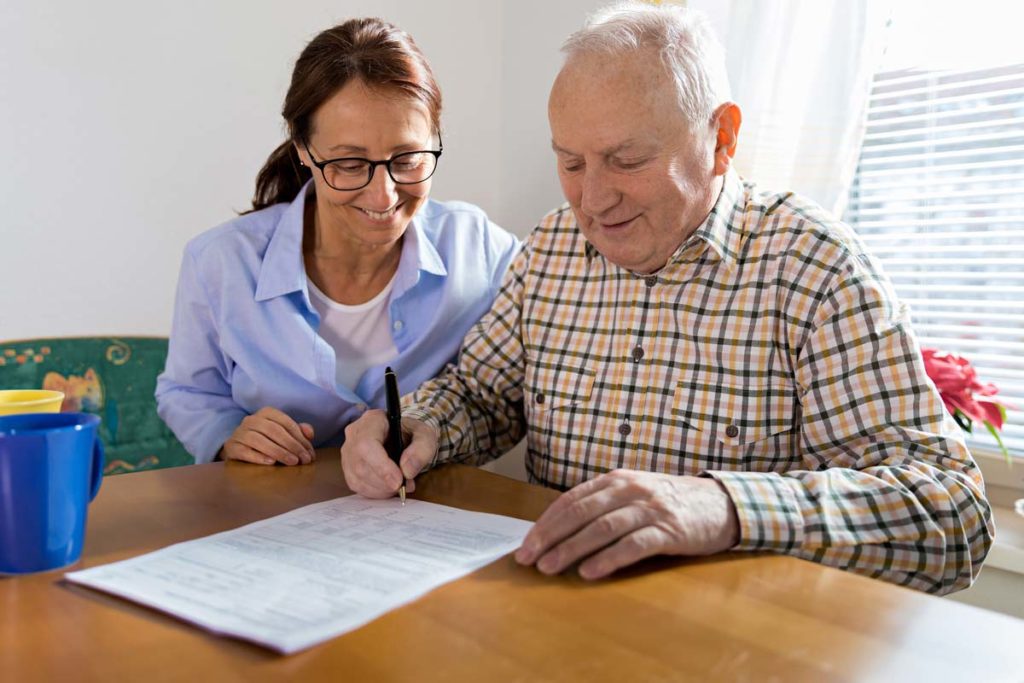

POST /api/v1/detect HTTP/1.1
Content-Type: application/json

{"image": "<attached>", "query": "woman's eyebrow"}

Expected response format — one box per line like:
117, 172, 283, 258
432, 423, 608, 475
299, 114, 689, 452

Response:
326, 140, 430, 155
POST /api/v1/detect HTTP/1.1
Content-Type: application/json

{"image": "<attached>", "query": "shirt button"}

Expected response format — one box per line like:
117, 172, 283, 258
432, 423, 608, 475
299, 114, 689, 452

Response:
631, 346, 645, 362
357, 403, 367, 411
618, 423, 632, 436
725, 424, 739, 438
535, 393, 545, 405
645, 275, 657, 288
393, 320, 404, 331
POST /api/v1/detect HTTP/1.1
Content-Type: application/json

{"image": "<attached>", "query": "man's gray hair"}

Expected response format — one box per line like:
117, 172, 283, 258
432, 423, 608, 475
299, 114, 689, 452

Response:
561, 1, 731, 128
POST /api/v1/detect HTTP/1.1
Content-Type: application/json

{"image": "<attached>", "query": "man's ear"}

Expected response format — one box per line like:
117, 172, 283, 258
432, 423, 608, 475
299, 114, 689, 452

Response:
711, 102, 741, 176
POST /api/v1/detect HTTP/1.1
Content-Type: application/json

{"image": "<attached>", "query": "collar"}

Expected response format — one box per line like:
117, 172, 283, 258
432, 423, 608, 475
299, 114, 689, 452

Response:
405, 206, 447, 278
254, 182, 310, 302
673, 168, 746, 267
391, 207, 448, 299
255, 182, 447, 302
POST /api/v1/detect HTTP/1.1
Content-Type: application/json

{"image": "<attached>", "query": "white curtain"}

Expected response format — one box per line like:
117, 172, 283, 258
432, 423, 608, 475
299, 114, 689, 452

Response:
723, 0, 891, 216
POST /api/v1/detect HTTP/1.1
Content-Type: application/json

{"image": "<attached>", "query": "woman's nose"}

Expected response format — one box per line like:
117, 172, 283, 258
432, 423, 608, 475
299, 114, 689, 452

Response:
361, 166, 400, 208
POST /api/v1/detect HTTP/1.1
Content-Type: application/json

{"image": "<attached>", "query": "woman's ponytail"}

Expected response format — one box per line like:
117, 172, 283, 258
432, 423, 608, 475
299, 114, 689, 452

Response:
248, 140, 311, 213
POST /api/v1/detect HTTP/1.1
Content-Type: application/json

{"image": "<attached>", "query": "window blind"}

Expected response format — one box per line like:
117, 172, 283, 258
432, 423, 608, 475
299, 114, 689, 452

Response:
844, 63, 1024, 458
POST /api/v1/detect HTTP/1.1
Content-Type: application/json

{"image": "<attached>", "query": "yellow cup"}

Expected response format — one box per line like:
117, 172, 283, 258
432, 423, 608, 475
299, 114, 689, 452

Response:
0, 390, 65, 416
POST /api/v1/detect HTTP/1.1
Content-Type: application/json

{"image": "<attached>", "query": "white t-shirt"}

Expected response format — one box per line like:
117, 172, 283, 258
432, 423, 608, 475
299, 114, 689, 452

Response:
307, 275, 400, 392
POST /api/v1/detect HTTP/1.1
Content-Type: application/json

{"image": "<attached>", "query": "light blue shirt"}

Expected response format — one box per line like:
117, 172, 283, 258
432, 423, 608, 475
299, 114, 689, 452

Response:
156, 183, 520, 463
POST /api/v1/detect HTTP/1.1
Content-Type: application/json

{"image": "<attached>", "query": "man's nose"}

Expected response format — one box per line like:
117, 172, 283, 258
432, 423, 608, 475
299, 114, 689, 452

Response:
579, 165, 620, 218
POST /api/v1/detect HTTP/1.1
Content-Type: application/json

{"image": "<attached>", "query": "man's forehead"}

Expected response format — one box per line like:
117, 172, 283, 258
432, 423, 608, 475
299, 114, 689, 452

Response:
556, 48, 668, 90
551, 52, 676, 119
548, 56, 684, 154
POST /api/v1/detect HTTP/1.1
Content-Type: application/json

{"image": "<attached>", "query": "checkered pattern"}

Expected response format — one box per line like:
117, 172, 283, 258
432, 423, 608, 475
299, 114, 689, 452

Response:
405, 170, 993, 594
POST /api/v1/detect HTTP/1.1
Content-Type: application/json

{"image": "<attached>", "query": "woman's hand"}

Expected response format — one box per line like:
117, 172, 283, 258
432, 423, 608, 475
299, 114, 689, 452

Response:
220, 407, 316, 466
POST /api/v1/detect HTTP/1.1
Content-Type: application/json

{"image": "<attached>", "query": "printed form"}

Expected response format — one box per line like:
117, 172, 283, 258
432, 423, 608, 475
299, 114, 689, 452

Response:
65, 496, 532, 654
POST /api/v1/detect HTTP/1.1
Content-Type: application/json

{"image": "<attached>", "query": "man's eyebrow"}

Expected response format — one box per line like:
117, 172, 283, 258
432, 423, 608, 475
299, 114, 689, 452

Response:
551, 141, 577, 155
550, 139, 649, 156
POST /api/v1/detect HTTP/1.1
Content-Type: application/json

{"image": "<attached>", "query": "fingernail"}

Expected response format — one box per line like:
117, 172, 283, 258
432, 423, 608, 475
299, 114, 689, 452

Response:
262, 458, 274, 465
538, 555, 557, 574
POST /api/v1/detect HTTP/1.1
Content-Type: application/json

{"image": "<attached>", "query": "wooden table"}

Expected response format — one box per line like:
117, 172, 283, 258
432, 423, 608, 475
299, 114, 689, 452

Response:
3, 451, 1023, 682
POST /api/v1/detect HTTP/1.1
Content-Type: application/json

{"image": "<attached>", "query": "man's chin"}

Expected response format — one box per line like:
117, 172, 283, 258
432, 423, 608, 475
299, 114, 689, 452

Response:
593, 245, 644, 272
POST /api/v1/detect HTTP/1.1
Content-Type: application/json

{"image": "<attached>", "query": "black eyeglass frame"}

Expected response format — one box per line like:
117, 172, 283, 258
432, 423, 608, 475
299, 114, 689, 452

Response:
302, 133, 443, 191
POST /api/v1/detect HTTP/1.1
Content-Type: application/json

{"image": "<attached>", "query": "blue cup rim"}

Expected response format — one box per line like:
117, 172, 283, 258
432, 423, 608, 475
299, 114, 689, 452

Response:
0, 412, 101, 438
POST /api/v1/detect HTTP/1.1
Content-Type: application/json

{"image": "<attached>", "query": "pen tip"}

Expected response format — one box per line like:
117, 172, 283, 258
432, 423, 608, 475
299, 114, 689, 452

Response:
386, 366, 393, 374
399, 485, 406, 506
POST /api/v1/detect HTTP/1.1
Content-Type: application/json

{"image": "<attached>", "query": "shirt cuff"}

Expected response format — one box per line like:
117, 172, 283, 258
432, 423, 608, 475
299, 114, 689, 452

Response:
704, 470, 805, 553
192, 410, 246, 464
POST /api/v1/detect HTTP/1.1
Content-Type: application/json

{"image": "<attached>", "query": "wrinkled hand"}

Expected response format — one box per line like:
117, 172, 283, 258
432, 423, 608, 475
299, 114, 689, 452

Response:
515, 470, 739, 580
341, 411, 438, 498
220, 407, 315, 466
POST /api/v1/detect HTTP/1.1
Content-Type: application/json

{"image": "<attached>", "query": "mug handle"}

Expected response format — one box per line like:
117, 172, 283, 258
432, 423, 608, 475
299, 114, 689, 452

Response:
89, 438, 105, 501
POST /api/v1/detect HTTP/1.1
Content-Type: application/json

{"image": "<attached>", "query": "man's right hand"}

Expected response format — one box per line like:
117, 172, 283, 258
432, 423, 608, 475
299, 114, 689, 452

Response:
220, 407, 315, 466
341, 411, 438, 498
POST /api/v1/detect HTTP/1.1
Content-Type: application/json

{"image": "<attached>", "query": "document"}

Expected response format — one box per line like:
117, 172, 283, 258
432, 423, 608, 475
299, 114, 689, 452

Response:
65, 496, 532, 654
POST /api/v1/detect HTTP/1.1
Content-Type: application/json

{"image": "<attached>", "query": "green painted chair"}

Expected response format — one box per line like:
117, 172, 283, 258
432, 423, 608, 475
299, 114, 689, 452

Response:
0, 337, 193, 474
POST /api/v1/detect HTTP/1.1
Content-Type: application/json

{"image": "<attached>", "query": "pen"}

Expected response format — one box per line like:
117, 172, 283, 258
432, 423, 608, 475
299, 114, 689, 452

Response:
384, 366, 406, 505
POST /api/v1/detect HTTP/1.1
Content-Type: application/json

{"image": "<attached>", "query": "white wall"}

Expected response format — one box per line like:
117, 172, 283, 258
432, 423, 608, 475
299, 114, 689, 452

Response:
0, 0, 608, 341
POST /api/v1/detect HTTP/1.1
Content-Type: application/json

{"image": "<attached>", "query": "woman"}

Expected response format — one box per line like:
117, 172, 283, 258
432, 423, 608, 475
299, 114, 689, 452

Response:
156, 18, 518, 466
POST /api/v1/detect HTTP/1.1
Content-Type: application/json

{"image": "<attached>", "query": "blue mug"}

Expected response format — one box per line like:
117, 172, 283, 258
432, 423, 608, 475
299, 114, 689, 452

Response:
0, 412, 104, 574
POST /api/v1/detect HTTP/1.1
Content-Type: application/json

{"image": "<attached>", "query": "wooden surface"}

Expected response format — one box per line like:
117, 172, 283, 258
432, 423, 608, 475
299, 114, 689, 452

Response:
2, 450, 1023, 682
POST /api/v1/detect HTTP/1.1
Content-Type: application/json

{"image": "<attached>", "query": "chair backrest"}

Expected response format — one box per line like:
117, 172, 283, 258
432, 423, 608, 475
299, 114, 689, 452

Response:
0, 337, 193, 474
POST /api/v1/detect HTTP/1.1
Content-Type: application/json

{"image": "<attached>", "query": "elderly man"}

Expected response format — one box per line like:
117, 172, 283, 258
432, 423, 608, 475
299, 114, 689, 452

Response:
341, 2, 992, 594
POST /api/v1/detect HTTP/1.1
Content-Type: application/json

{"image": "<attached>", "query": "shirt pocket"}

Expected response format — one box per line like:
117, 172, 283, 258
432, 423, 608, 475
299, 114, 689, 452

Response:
524, 362, 597, 413
523, 361, 596, 484
671, 375, 800, 471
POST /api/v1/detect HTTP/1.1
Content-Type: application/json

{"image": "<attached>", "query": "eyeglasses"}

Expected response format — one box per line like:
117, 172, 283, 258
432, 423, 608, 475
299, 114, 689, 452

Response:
303, 134, 443, 191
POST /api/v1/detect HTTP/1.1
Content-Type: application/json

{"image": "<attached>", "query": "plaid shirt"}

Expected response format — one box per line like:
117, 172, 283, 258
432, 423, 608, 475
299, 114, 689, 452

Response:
405, 170, 993, 594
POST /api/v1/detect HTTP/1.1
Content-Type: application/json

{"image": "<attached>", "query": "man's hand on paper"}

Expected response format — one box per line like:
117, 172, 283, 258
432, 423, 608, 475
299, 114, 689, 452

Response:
342, 412, 438, 498
514, 470, 740, 580
220, 407, 316, 466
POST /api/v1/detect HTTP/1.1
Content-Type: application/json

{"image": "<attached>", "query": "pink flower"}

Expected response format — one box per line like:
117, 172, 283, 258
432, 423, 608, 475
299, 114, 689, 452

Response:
921, 347, 1016, 461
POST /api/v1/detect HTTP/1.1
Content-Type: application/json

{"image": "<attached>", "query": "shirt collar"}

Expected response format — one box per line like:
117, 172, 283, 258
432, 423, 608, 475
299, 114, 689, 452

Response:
392, 208, 448, 299
581, 169, 747, 269
255, 183, 448, 302
673, 168, 746, 267
255, 182, 311, 302
406, 207, 448, 278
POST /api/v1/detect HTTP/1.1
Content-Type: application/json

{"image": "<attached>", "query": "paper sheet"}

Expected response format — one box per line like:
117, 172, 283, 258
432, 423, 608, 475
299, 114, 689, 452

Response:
65, 496, 532, 654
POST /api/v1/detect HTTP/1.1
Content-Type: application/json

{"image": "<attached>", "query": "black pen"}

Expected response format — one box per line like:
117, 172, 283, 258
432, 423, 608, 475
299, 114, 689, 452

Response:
384, 366, 406, 505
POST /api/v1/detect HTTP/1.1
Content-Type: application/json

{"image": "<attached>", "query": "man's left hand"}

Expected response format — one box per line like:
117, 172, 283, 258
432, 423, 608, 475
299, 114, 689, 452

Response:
514, 470, 740, 580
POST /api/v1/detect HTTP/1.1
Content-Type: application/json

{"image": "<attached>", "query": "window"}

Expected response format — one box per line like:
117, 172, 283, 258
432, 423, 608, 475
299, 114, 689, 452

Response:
844, 62, 1024, 458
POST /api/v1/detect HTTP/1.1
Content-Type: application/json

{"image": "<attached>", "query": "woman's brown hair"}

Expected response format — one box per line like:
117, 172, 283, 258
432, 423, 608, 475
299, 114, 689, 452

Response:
249, 17, 442, 211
